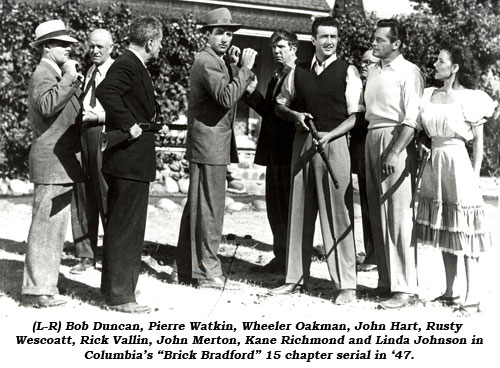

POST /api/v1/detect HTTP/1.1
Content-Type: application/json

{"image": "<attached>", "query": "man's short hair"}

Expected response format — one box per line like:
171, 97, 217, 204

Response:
270, 29, 298, 49
376, 19, 407, 48
129, 16, 162, 46
311, 17, 338, 38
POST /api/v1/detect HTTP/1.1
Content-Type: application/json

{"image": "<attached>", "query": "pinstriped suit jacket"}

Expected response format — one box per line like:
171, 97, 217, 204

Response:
28, 59, 84, 184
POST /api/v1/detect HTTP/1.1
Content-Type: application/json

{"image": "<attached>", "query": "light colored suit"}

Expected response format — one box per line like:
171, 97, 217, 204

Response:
176, 46, 253, 281
28, 60, 83, 183
23, 59, 84, 296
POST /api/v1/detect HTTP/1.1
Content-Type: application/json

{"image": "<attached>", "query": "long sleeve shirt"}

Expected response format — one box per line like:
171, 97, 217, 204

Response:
276, 53, 365, 115
364, 54, 424, 129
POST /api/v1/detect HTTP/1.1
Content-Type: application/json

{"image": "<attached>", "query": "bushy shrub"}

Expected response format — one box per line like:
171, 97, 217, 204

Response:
1, 0, 499, 178
334, 1, 500, 177
0, 0, 202, 178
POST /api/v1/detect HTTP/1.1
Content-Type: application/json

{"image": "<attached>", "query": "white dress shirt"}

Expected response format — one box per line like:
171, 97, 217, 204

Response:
83, 57, 114, 124
364, 54, 424, 129
276, 53, 365, 115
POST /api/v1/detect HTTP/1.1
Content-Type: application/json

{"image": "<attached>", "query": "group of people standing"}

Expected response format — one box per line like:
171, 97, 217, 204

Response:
23, 16, 164, 313
21, 7, 496, 315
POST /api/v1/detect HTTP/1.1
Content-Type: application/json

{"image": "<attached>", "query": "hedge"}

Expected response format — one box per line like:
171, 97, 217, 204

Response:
0, 0, 203, 178
1, 0, 499, 178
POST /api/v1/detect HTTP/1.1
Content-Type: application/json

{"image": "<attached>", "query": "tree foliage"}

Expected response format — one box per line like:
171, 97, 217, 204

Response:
333, 0, 500, 176
1, 0, 499, 177
0, 0, 202, 178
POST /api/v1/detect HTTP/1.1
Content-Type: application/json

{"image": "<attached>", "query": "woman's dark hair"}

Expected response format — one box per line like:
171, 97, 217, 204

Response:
444, 45, 479, 89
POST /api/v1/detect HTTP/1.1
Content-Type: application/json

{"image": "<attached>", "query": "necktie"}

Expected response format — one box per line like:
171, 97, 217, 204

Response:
88, 68, 98, 108
314, 61, 324, 75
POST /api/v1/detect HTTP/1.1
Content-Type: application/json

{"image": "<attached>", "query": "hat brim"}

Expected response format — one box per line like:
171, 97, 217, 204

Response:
200, 23, 242, 32
30, 35, 78, 48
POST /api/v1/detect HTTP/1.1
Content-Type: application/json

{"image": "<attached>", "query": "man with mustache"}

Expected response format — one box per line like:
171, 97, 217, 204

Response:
271, 17, 364, 305
175, 8, 257, 288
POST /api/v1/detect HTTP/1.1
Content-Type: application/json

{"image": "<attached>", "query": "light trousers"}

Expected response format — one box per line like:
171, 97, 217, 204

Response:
365, 127, 417, 294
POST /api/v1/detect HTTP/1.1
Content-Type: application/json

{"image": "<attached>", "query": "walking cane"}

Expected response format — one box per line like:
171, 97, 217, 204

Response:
410, 148, 430, 209
411, 147, 430, 293
304, 117, 340, 189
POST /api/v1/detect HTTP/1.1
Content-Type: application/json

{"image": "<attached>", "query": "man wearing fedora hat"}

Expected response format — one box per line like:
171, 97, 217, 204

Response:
22, 19, 84, 308
175, 8, 257, 288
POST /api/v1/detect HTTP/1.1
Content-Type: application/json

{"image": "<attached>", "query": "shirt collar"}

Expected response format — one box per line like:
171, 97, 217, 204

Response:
41, 58, 62, 77
377, 54, 405, 70
94, 57, 114, 76
311, 53, 337, 70
206, 44, 225, 61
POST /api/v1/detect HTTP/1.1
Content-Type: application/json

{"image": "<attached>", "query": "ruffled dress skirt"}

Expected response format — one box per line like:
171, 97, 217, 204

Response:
415, 137, 491, 257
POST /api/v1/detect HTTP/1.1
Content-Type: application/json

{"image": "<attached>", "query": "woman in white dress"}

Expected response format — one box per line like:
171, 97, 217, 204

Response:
415, 46, 496, 315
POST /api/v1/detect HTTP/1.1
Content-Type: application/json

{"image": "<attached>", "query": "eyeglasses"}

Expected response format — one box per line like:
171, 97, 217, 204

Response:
361, 59, 376, 65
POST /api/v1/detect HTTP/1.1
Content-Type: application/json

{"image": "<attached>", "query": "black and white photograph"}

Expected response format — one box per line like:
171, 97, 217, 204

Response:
1, 0, 499, 366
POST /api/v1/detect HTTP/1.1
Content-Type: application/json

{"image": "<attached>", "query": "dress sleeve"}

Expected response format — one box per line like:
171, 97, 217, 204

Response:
463, 90, 496, 126
416, 87, 435, 131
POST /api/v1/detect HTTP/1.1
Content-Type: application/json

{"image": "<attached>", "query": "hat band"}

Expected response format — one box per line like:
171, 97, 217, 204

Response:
210, 18, 235, 25
35, 29, 71, 43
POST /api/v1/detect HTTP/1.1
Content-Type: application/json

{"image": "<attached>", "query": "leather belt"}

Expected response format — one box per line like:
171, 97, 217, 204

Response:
138, 123, 163, 132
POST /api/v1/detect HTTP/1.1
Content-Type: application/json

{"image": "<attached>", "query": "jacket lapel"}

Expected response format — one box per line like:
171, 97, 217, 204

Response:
41, 61, 82, 114
204, 46, 229, 77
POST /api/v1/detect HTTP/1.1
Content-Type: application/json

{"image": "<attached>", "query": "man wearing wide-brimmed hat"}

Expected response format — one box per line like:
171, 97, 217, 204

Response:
175, 8, 257, 288
22, 19, 84, 308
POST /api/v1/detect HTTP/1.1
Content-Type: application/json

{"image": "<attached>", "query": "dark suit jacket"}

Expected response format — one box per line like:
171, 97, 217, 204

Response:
28, 59, 84, 184
245, 64, 295, 166
186, 46, 254, 165
96, 50, 156, 182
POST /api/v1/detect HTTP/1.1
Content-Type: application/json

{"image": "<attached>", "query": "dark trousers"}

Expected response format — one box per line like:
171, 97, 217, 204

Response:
265, 158, 291, 265
176, 163, 227, 281
355, 139, 376, 265
101, 175, 149, 305
81, 125, 107, 218
286, 132, 357, 290
73, 125, 107, 260
71, 183, 96, 260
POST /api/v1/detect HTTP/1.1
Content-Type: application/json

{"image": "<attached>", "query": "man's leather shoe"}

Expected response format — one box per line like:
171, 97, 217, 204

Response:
251, 258, 286, 274
22, 295, 67, 308
198, 277, 224, 289
357, 263, 377, 272
379, 292, 418, 309
70, 258, 94, 274
360, 286, 391, 299
269, 283, 305, 295
108, 302, 152, 314
334, 289, 356, 305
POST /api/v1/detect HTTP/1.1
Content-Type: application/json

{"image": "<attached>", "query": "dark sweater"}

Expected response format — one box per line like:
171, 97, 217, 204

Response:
292, 59, 349, 132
